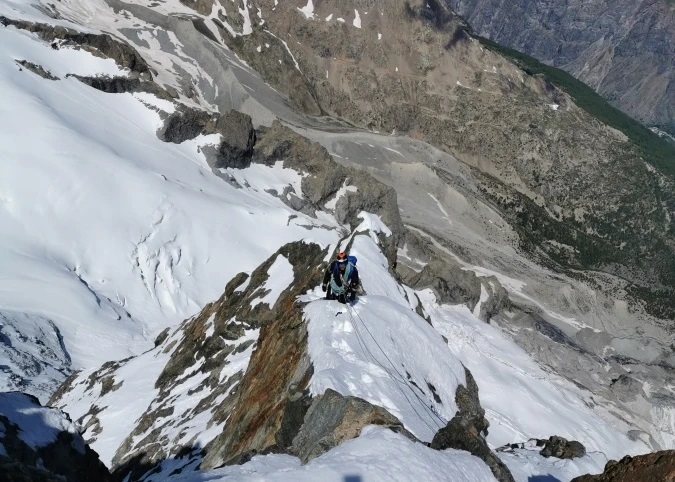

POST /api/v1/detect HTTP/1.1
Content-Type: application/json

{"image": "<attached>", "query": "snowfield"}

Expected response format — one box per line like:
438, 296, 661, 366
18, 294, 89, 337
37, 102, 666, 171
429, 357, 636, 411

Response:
0, 5, 337, 399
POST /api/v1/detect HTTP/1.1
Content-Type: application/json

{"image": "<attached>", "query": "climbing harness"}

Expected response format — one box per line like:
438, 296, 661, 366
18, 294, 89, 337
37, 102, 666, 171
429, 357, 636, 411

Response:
330, 262, 353, 296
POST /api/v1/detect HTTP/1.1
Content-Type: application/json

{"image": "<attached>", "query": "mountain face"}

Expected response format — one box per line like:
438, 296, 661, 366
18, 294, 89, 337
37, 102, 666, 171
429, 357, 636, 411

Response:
0, 0, 674, 480
215, 0, 675, 315
445, 0, 675, 134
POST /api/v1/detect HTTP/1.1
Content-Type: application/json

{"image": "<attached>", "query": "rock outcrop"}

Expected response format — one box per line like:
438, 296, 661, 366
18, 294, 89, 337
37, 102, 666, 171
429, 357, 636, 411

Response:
446, 0, 675, 133
290, 388, 415, 463
571, 450, 675, 482
431, 368, 515, 482
253, 121, 404, 261
0, 392, 111, 482
67, 74, 173, 99
159, 107, 257, 168
397, 230, 509, 322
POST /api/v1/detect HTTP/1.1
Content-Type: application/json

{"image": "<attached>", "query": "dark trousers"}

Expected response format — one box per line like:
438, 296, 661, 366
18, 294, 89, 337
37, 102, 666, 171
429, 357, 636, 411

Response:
326, 287, 355, 304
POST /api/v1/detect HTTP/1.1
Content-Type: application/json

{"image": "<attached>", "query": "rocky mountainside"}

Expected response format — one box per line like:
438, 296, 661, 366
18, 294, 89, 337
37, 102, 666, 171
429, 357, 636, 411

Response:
213, 0, 675, 317
0, 0, 673, 480
446, 0, 675, 134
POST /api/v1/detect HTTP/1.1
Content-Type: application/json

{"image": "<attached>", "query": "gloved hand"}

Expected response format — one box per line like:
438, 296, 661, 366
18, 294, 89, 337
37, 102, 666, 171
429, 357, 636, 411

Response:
321, 284, 327, 292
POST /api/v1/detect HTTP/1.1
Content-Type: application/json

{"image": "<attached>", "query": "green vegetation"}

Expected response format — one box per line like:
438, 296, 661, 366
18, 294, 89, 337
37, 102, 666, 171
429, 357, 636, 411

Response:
477, 36, 675, 178
477, 173, 675, 320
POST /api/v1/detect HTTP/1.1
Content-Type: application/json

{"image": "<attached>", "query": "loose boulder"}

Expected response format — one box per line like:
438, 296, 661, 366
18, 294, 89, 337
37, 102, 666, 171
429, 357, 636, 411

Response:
540, 435, 587, 459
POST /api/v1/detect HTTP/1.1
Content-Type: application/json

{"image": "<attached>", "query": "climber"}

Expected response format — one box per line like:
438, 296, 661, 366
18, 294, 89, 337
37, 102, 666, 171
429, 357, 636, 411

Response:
321, 251, 360, 304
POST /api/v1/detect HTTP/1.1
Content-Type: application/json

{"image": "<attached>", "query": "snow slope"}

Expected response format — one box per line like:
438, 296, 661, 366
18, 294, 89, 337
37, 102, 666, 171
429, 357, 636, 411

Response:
154, 427, 497, 482
0, 391, 82, 451
0, 4, 337, 399
304, 233, 466, 442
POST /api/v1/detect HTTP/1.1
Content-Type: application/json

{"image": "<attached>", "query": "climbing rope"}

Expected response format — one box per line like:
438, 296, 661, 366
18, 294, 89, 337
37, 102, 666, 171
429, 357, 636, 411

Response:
345, 301, 447, 434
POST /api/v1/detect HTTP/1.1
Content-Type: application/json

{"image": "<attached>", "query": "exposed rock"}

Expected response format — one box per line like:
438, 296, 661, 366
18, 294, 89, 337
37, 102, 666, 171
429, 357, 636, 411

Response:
252, 120, 404, 265
398, 230, 509, 321
454, 368, 489, 438
0, 392, 111, 482
158, 107, 256, 168
200, 241, 329, 468
431, 368, 515, 482
0, 16, 151, 78
290, 388, 416, 463
15, 59, 58, 80
157, 107, 212, 144
539, 435, 587, 459
571, 450, 675, 482
68, 74, 173, 100
209, 109, 256, 169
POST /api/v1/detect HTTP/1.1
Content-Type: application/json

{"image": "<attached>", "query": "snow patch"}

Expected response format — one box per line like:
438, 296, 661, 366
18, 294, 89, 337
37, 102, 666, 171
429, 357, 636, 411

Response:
353, 10, 362, 28
298, 0, 315, 19
473, 283, 489, 318
355, 212, 392, 241
250, 254, 294, 308
324, 181, 357, 210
